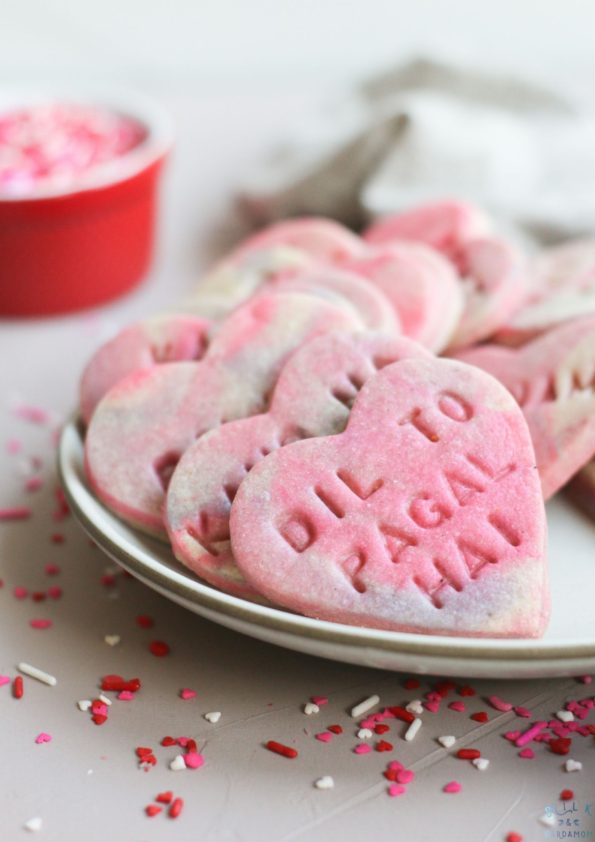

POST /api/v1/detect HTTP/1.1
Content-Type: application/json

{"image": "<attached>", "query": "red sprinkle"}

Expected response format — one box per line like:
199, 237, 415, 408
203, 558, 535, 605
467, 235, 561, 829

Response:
549, 737, 572, 756
136, 746, 153, 758
149, 640, 170, 657
506, 833, 523, 842
156, 791, 173, 804
456, 748, 481, 760
374, 723, 390, 734
470, 711, 489, 723
0, 506, 32, 521
560, 789, 574, 801
47, 586, 62, 599
327, 724, 343, 735
101, 674, 141, 693
376, 740, 393, 752
388, 706, 415, 723
50, 533, 65, 544
13, 675, 24, 699
136, 614, 154, 629
44, 564, 60, 576
169, 797, 184, 819
30, 618, 52, 629
404, 678, 420, 690
92, 714, 107, 726
458, 685, 476, 697
265, 740, 298, 759
161, 736, 176, 747
145, 805, 162, 818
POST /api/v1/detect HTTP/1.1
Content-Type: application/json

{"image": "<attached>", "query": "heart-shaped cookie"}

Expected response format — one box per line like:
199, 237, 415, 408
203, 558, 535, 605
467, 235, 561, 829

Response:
340, 242, 463, 351
80, 314, 213, 425
166, 332, 429, 598
190, 218, 365, 319
229, 357, 548, 637
363, 200, 491, 263
456, 316, 595, 498
495, 238, 595, 345
85, 291, 364, 535
362, 201, 526, 349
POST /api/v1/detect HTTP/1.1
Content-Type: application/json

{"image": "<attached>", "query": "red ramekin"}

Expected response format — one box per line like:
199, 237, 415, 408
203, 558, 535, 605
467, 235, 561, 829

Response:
0, 90, 173, 317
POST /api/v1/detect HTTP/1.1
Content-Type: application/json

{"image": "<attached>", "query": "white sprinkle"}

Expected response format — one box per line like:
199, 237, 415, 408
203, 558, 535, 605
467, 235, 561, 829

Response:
351, 695, 380, 718
565, 759, 582, 773
472, 757, 490, 771
169, 754, 186, 771
77, 700, 92, 712
314, 776, 334, 790
556, 710, 574, 722
357, 728, 373, 740
87, 769, 93, 775
304, 702, 320, 716
405, 699, 424, 715
24, 817, 42, 833
404, 718, 422, 742
438, 735, 456, 748
104, 634, 120, 647
18, 662, 57, 686
204, 711, 221, 724
539, 813, 556, 828
99, 694, 112, 706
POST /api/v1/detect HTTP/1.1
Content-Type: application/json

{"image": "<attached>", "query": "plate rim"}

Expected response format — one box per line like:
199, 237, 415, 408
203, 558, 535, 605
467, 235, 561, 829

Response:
58, 416, 595, 666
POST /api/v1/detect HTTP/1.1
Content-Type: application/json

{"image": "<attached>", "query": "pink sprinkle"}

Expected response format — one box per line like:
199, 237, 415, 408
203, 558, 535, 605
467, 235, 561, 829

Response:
518, 748, 534, 759
311, 696, 328, 706
315, 732, 333, 743
184, 752, 204, 769
424, 700, 440, 713
0, 675, 11, 687
30, 619, 52, 629
47, 586, 62, 599
487, 695, 513, 712
396, 769, 415, 784
388, 784, 407, 797
354, 744, 372, 754
448, 701, 465, 712
515, 722, 547, 747
44, 564, 60, 576
443, 781, 462, 794
578, 675, 593, 684
14, 404, 50, 424
0, 506, 32, 521
117, 691, 134, 701
514, 706, 531, 718
35, 732, 52, 744
6, 438, 22, 453
179, 688, 196, 700
387, 760, 404, 771
13, 586, 28, 599
177, 737, 189, 747
25, 476, 44, 493
504, 730, 521, 741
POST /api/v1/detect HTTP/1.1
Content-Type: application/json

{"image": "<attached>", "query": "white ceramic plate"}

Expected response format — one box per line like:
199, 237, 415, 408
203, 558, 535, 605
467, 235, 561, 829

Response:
58, 417, 595, 679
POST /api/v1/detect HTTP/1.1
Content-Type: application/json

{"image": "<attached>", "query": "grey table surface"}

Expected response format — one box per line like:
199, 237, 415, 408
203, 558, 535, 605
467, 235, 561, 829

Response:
0, 92, 593, 842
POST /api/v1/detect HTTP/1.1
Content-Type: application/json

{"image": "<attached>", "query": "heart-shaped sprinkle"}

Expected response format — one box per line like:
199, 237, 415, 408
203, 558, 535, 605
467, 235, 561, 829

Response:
35, 732, 52, 744
169, 754, 186, 771
204, 711, 221, 724
388, 784, 407, 797
230, 357, 547, 637
565, 759, 583, 772
0, 675, 11, 687
104, 635, 120, 646
357, 728, 373, 740
155, 791, 173, 804
315, 732, 332, 743
406, 700, 424, 715
472, 758, 490, 771
443, 781, 462, 794
179, 688, 196, 700
77, 700, 91, 712
314, 775, 335, 790
438, 735, 456, 748
184, 752, 204, 770
145, 805, 162, 817
303, 703, 319, 716
23, 817, 43, 832
518, 748, 534, 759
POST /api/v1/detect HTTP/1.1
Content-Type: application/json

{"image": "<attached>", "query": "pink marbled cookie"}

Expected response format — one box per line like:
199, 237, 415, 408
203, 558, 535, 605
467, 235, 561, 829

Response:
456, 316, 595, 499
85, 291, 364, 535
495, 238, 595, 345
166, 332, 430, 598
362, 200, 526, 349
191, 218, 365, 318
341, 242, 463, 352
80, 314, 213, 425
270, 268, 399, 334
363, 200, 491, 264
230, 356, 548, 637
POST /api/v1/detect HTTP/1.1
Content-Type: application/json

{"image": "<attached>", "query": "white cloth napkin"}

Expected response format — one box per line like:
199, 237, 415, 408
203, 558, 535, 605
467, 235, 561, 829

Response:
239, 59, 595, 242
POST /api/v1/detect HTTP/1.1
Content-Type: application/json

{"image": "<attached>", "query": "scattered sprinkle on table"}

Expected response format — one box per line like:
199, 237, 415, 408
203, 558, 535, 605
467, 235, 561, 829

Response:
351, 695, 380, 718
18, 662, 57, 686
